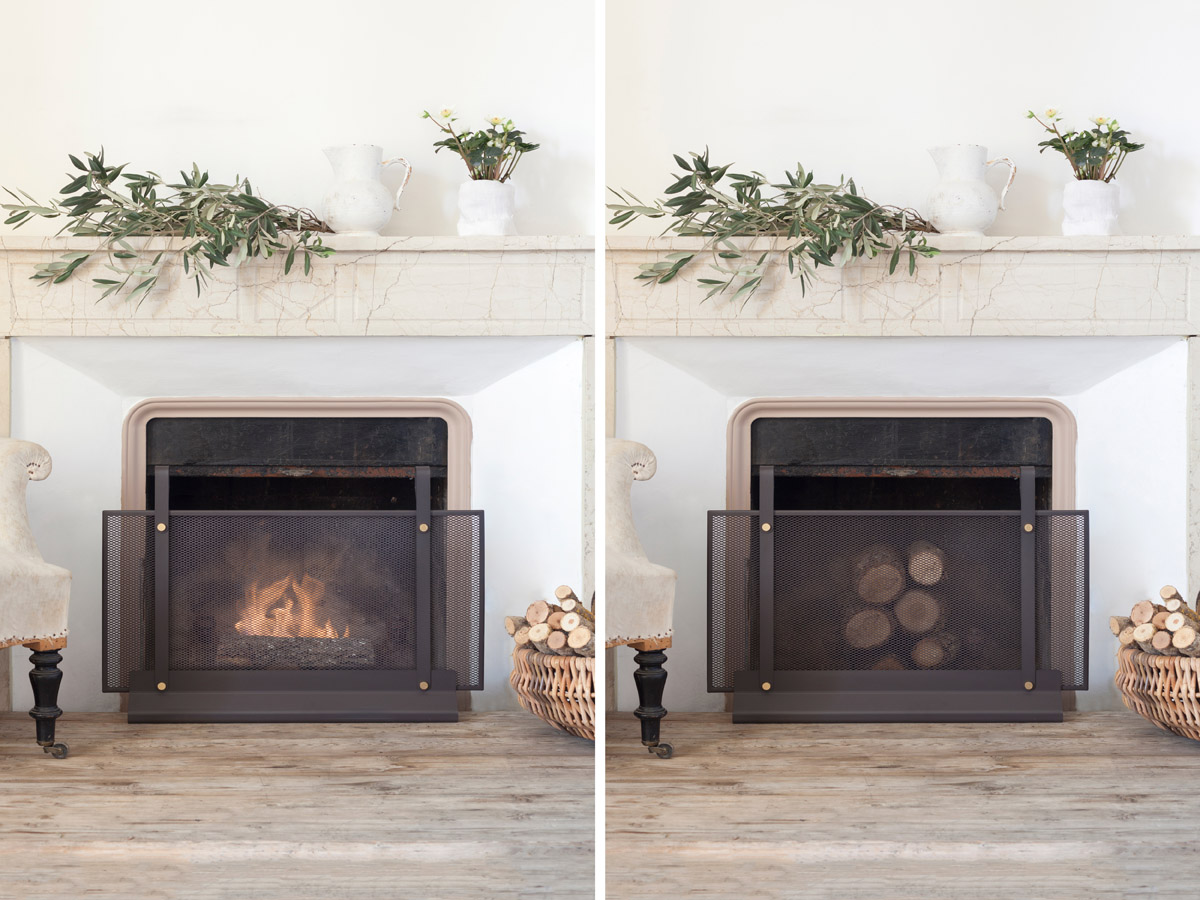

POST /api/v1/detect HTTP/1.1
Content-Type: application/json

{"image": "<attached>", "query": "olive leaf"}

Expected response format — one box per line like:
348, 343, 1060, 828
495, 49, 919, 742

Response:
2, 149, 334, 303
608, 149, 938, 306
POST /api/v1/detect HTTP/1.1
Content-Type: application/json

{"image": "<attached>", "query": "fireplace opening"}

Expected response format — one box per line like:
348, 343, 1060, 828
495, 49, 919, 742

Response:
146, 416, 449, 510
711, 401, 1089, 723
103, 401, 483, 724
750, 416, 1053, 510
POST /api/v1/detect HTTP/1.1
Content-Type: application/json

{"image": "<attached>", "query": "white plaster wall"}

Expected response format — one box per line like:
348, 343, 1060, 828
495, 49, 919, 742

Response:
613, 336, 1188, 712
1, 1, 594, 237
9, 345, 124, 713
10, 337, 583, 713
1071, 341, 1189, 709
607, 0, 1200, 237
471, 345, 584, 710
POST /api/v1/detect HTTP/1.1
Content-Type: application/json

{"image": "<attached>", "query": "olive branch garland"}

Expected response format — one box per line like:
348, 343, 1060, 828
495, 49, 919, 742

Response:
2, 149, 334, 304
608, 149, 938, 307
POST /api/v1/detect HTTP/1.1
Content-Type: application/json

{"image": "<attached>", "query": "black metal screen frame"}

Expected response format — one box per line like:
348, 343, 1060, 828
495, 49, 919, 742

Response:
708, 465, 1089, 722
102, 465, 485, 722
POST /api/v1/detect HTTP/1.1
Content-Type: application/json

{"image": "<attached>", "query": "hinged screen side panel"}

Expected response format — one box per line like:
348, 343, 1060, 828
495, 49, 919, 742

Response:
102, 512, 155, 691
708, 512, 759, 691
432, 511, 485, 691
1036, 511, 1089, 691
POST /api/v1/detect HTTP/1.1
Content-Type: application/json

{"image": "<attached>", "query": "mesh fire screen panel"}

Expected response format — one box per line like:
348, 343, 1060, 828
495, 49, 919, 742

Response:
102, 510, 484, 691
432, 512, 485, 690
1035, 511, 1089, 690
707, 512, 759, 691
102, 512, 155, 692
167, 514, 419, 673
708, 510, 1088, 691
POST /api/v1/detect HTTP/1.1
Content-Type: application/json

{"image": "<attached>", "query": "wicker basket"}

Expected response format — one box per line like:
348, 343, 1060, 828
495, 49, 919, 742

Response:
510, 647, 595, 741
1116, 646, 1200, 740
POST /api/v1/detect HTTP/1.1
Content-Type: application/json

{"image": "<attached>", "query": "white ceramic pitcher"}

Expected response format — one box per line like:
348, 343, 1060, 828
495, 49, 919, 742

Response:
926, 145, 1016, 236
321, 145, 412, 235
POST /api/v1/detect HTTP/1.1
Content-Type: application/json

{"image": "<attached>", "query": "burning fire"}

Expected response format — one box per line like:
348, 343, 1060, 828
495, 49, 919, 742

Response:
235, 573, 348, 639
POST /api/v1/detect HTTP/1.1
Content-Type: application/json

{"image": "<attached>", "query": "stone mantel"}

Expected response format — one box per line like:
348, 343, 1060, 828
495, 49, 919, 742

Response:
607, 235, 1200, 337
0, 235, 593, 337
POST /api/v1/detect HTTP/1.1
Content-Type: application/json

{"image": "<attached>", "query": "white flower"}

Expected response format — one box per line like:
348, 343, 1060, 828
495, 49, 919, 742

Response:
1044, 107, 1059, 118
1091, 116, 1109, 126
489, 116, 504, 126
439, 107, 454, 119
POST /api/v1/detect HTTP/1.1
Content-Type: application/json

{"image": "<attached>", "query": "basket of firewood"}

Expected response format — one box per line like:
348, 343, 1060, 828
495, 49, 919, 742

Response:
505, 585, 595, 741
1113, 585, 1200, 740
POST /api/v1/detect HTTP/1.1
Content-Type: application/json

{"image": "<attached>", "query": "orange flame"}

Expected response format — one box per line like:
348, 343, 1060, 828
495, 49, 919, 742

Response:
234, 573, 346, 639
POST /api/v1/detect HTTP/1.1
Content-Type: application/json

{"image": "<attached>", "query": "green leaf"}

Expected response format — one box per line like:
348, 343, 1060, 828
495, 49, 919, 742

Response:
605, 150, 937, 310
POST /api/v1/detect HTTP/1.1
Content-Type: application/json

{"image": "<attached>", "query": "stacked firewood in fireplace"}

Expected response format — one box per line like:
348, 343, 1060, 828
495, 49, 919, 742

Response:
1111, 585, 1200, 656
840, 541, 970, 670
504, 585, 596, 657
777, 538, 1016, 672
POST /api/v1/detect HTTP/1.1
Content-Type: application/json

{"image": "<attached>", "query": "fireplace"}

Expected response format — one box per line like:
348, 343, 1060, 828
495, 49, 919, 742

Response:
102, 399, 484, 723
708, 399, 1089, 722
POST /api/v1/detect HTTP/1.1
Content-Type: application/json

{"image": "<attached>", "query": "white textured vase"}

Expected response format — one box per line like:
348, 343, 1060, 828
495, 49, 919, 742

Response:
1062, 180, 1121, 236
926, 144, 1016, 236
322, 145, 412, 236
457, 180, 516, 236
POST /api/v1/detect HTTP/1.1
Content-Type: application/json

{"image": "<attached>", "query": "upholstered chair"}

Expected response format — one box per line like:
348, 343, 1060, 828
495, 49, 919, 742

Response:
0, 439, 70, 757
605, 439, 676, 758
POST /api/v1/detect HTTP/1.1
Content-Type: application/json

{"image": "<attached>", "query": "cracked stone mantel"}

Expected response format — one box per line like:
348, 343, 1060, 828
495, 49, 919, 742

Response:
0, 235, 593, 337
607, 235, 1200, 337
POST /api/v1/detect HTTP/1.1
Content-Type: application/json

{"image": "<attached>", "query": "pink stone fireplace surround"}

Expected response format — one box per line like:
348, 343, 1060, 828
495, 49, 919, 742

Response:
607, 235, 1198, 714
0, 235, 595, 714
120, 397, 474, 510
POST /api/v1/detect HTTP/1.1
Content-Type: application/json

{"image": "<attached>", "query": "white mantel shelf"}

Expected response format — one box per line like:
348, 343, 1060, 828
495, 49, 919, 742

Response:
607, 235, 1200, 337
0, 235, 594, 337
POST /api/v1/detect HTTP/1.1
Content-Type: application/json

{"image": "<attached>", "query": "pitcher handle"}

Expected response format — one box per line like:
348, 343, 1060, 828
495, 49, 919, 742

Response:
383, 157, 413, 210
987, 157, 1017, 211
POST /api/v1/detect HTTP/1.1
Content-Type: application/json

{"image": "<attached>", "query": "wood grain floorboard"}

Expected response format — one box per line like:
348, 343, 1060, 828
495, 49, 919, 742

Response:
605, 710, 1200, 899
0, 711, 594, 899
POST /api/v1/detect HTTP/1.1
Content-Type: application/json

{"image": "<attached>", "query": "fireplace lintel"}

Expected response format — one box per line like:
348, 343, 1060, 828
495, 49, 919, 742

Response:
0, 235, 594, 337
608, 235, 1200, 337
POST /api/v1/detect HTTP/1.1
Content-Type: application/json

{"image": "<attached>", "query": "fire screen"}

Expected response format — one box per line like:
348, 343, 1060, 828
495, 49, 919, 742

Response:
708, 465, 1088, 722
101, 465, 483, 722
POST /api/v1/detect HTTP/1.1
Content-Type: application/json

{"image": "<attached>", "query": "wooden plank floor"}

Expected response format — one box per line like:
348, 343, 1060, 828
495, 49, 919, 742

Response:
607, 711, 1200, 899
0, 711, 593, 899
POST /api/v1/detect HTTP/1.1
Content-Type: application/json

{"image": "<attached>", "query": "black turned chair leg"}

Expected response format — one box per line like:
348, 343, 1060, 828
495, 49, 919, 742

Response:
28, 649, 68, 759
633, 648, 672, 759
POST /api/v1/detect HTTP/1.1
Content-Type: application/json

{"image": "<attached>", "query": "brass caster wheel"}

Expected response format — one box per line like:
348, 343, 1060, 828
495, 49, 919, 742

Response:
649, 742, 673, 759
43, 742, 68, 759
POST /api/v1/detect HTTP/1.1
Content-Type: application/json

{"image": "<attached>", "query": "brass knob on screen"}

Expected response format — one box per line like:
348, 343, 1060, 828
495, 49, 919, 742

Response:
1023, 523, 1033, 533
419, 681, 429, 691
761, 681, 772, 691
157, 523, 166, 532
1024, 681, 1034, 691
157, 682, 167, 691
419, 523, 429, 533
761, 523, 771, 532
